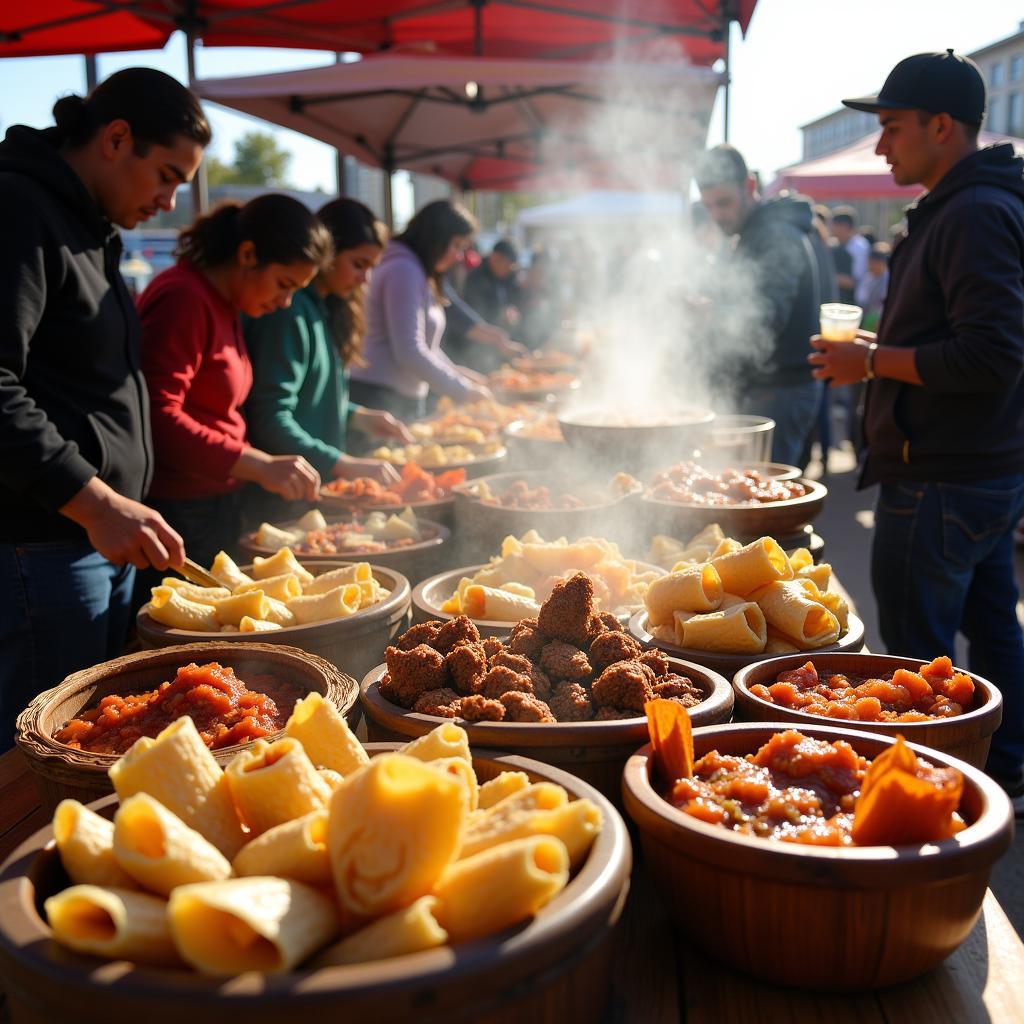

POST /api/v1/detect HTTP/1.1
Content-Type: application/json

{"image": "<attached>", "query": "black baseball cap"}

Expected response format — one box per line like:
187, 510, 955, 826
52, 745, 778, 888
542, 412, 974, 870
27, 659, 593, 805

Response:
842, 49, 986, 126
491, 238, 519, 262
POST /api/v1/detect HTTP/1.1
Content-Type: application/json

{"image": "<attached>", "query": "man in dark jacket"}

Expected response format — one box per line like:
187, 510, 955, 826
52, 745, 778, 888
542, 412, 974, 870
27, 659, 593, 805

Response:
810, 51, 1024, 809
0, 68, 208, 749
696, 144, 822, 465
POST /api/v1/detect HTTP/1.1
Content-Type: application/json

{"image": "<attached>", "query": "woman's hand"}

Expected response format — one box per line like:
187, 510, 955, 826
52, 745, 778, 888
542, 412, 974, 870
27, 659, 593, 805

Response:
349, 407, 415, 443
467, 321, 527, 357
233, 449, 320, 501
332, 455, 401, 484
808, 330, 878, 387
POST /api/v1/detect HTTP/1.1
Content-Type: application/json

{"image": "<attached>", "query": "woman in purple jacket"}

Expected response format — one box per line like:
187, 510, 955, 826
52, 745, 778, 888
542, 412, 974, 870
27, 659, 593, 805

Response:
349, 200, 493, 419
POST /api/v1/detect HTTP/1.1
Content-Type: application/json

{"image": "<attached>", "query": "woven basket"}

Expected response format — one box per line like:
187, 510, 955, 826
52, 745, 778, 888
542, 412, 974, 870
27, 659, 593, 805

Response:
15, 641, 358, 812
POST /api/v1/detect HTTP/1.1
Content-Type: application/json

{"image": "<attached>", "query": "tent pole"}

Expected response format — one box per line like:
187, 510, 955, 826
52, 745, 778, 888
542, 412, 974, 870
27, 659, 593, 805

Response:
186, 28, 209, 216
382, 149, 395, 229
334, 53, 348, 196
84, 54, 98, 91
722, 7, 732, 143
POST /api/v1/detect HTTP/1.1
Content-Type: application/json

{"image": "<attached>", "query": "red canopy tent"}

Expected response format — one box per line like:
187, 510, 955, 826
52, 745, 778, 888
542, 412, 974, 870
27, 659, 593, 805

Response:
766, 130, 1024, 200
0, 2, 757, 63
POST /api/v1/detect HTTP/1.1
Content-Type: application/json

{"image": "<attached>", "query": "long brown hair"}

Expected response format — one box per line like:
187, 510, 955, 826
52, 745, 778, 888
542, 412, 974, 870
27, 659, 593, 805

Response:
316, 198, 387, 367
395, 199, 476, 301
176, 194, 333, 272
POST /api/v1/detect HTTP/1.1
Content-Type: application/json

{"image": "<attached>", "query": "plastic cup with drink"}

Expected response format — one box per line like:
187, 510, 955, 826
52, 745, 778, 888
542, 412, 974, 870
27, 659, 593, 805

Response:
820, 303, 863, 342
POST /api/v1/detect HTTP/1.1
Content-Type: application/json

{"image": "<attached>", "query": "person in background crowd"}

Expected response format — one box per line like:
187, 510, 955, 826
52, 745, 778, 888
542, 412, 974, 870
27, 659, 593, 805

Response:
807, 204, 841, 468
138, 195, 330, 569
350, 199, 494, 420
855, 243, 891, 331
244, 198, 411, 523
810, 50, 1024, 812
860, 225, 878, 246
516, 248, 563, 350
830, 206, 870, 303
0, 68, 208, 750
440, 278, 523, 375
696, 144, 823, 466
462, 238, 522, 334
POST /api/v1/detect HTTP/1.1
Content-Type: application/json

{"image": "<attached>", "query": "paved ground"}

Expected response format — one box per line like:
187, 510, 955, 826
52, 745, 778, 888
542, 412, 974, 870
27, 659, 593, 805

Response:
807, 444, 1023, 939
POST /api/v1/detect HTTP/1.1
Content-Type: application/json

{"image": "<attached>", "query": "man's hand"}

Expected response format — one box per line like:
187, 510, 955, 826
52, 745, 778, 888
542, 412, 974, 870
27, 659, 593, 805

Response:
60, 477, 185, 569
467, 321, 527, 356
233, 449, 320, 502
808, 331, 878, 387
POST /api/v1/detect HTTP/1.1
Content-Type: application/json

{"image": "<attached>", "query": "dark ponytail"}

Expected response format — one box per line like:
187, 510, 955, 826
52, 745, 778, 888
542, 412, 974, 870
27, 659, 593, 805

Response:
316, 198, 388, 367
176, 194, 333, 272
397, 199, 477, 301
54, 67, 211, 153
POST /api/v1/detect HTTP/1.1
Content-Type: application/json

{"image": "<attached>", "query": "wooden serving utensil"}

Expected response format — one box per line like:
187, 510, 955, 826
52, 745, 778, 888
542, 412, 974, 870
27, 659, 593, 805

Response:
175, 557, 222, 589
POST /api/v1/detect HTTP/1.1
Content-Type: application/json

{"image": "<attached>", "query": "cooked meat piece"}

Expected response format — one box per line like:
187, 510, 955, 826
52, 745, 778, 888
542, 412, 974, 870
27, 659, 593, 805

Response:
490, 651, 534, 675
446, 641, 488, 695
509, 616, 539, 637
529, 665, 552, 701
481, 636, 505, 660
480, 665, 534, 700
594, 705, 635, 721
548, 681, 593, 722
653, 675, 703, 708
594, 610, 625, 633
507, 622, 547, 661
394, 620, 442, 651
638, 649, 671, 678
434, 615, 481, 655
456, 694, 506, 721
499, 691, 556, 723
588, 631, 642, 671
539, 640, 592, 682
592, 660, 654, 711
382, 644, 449, 708
537, 572, 595, 646
412, 688, 461, 718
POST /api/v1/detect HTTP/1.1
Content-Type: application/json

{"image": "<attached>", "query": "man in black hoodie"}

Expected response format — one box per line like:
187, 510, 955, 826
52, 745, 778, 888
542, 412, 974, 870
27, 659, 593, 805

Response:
696, 144, 822, 466
810, 51, 1024, 808
0, 69, 209, 749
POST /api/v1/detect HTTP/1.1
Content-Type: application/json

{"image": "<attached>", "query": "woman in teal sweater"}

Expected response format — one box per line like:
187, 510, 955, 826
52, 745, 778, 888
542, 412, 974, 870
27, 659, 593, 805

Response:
244, 199, 411, 521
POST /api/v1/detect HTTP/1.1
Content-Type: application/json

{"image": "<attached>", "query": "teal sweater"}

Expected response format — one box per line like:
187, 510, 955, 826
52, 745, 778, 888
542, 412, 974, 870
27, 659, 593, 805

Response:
243, 285, 355, 478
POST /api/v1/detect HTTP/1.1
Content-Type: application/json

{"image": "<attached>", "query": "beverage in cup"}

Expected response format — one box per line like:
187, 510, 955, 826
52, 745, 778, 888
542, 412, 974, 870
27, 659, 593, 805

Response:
820, 303, 863, 342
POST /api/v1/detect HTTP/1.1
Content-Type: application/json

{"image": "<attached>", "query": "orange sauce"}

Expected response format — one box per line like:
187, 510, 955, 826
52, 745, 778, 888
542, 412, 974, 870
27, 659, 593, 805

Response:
55, 662, 300, 754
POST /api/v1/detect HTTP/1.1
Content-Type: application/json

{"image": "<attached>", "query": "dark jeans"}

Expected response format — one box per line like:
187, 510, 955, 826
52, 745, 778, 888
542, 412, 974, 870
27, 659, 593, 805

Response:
349, 380, 426, 423
0, 541, 135, 752
872, 475, 1024, 779
738, 381, 823, 468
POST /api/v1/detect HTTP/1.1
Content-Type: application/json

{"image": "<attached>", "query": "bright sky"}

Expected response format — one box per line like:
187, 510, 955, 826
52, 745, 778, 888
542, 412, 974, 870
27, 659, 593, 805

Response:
0, 0, 1017, 196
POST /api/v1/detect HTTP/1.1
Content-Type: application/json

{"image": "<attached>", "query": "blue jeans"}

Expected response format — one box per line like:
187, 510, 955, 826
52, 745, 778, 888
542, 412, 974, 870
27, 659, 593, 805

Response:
0, 542, 135, 752
872, 475, 1024, 778
739, 381, 823, 467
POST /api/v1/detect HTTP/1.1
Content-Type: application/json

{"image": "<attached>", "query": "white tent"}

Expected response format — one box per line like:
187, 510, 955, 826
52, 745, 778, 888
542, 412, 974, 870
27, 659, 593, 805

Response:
517, 190, 685, 230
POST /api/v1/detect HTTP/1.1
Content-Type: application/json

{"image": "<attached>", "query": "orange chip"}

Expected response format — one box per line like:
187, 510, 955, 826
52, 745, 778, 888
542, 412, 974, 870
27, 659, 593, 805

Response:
645, 698, 694, 783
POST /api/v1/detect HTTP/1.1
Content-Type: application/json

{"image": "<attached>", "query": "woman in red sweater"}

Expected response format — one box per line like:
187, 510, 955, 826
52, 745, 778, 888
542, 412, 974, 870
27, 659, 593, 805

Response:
138, 194, 331, 566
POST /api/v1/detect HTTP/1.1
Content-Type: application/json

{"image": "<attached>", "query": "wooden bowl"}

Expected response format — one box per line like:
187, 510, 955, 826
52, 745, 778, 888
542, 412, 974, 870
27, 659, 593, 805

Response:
238, 518, 450, 585
621, 721, 1014, 991
641, 478, 827, 542
414, 562, 665, 640
137, 562, 411, 682
732, 652, 1003, 769
629, 609, 866, 676
359, 659, 733, 803
13, 642, 357, 813
0, 746, 631, 1024
452, 470, 641, 562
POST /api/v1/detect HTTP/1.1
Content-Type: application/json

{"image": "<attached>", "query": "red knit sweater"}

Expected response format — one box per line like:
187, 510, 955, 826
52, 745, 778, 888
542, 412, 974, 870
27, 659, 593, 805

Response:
138, 262, 252, 500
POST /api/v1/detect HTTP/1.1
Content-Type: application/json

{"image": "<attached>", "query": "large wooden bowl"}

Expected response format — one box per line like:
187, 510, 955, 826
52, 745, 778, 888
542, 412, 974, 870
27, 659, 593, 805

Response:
621, 722, 1013, 991
641, 478, 827, 542
14, 642, 357, 813
452, 470, 641, 562
238, 517, 450, 585
137, 562, 411, 681
414, 563, 664, 640
360, 659, 733, 803
629, 609, 867, 676
0, 746, 631, 1024
732, 652, 1003, 769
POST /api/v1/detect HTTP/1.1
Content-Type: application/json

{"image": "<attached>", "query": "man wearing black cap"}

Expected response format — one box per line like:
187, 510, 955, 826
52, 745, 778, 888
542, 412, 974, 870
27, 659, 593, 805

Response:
463, 238, 522, 333
810, 50, 1024, 808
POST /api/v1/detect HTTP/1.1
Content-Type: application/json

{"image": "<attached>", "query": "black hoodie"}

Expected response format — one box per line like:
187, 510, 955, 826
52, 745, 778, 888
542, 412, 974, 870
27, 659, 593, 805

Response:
861, 143, 1024, 486
0, 125, 153, 542
732, 194, 820, 390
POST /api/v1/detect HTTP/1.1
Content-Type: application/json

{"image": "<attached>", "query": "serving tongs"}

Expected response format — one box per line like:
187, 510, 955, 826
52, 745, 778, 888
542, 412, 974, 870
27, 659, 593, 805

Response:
174, 557, 222, 589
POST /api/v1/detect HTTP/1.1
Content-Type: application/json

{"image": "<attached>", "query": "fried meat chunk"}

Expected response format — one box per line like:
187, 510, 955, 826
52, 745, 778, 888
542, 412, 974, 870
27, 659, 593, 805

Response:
537, 573, 595, 646
588, 630, 642, 671
591, 660, 654, 711
481, 636, 505, 660
456, 694, 506, 721
489, 651, 533, 675
394, 620, 442, 651
381, 643, 448, 708
638, 649, 671, 678
507, 621, 547, 661
539, 640, 592, 682
499, 691, 556, 723
548, 681, 594, 722
434, 615, 481, 655
446, 641, 488, 695
480, 665, 534, 700
412, 688, 462, 717
594, 705, 634, 721
593, 610, 625, 633
653, 675, 703, 708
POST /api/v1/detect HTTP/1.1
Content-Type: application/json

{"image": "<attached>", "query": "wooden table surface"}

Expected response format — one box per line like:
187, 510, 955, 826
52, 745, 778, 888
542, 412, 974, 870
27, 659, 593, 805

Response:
1, 747, 1022, 1024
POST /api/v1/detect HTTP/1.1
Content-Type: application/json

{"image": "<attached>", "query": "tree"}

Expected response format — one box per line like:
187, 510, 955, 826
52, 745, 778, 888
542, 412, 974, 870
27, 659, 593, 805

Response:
206, 131, 293, 187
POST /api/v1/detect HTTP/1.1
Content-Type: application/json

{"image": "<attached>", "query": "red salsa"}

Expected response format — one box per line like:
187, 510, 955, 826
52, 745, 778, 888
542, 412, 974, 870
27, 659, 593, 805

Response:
55, 662, 302, 754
